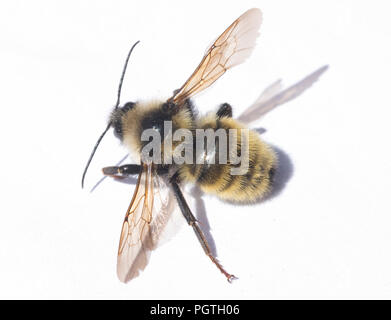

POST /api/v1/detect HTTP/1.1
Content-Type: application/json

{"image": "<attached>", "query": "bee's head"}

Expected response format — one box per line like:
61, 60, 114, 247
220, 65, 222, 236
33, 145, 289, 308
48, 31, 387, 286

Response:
110, 101, 136, 140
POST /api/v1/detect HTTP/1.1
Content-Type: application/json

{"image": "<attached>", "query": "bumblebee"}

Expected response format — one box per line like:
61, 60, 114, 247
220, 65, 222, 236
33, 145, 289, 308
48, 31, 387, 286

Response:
82, 8, 278, 283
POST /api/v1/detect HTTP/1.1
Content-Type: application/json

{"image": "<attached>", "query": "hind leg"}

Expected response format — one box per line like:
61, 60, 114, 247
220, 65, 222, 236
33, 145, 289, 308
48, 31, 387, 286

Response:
170, 177, 236, 282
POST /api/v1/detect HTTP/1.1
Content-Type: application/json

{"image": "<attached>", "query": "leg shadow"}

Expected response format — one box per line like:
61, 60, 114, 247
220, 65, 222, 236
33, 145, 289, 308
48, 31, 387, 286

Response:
89, 154, 133, 192
190, 186, 218, 257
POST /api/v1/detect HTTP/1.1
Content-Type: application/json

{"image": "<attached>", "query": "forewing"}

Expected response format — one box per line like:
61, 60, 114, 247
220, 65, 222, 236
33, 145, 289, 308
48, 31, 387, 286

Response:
170, 8, 262, 105
116, 164, 176, 283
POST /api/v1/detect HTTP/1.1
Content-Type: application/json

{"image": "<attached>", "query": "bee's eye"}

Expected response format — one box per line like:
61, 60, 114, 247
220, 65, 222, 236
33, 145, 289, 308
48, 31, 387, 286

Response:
113, 120, 123, 139
122, 102, 135, 112
112, 102, 135, 140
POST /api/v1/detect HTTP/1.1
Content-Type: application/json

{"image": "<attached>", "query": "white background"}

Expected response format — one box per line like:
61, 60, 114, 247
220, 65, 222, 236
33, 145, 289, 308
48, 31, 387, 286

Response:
1, 0, 391, 299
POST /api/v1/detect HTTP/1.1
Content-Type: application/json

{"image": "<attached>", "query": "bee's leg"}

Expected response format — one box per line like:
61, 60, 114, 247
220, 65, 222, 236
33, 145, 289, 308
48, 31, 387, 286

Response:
216, 103, 233, 118
170, 180, 237, 282
167, 93, 196, 119
102, 164, 141, 178
183, 98, 196, 120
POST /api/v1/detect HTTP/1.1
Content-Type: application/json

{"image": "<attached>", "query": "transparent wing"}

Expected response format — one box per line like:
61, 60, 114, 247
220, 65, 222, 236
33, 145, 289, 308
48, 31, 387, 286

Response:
116, 164, 177, 283
169, 8, 262, 105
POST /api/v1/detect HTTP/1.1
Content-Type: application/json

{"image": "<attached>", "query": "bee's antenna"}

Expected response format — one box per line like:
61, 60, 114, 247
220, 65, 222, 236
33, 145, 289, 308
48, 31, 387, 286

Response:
81, 40, 141, 189
81, 122, 111, 189
115, 40, 140, 109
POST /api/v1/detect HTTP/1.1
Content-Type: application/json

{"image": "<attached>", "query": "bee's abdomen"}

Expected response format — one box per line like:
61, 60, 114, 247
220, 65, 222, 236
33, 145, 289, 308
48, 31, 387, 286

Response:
179, 115, 277, 203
